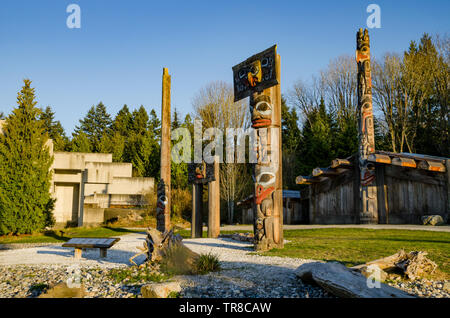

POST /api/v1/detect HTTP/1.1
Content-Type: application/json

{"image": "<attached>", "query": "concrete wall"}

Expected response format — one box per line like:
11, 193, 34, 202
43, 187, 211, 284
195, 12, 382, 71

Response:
53, 152, 112, 170
108, 177, 154, 195
85, 162, 132, 183
84, 193, 148, 208
82, 205, 105, 227
51, 151, 153, 227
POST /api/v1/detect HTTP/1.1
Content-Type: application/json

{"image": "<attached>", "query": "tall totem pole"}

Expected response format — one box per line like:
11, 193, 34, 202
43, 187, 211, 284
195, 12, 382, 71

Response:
232, 45, 283, 251
157, 67, 171, 232
356, 28, 378, 224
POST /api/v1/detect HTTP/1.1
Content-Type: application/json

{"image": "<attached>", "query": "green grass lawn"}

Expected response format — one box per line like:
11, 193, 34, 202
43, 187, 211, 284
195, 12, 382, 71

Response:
260, 228, 450, 280
0, 227, 142, 244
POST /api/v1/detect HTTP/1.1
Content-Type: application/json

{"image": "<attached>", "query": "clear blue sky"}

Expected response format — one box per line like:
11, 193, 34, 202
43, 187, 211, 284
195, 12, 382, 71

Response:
1, 0, 449, 134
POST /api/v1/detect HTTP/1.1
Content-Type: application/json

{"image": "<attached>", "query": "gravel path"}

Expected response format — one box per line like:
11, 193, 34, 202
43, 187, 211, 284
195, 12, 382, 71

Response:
0, 233, 448, 298
179, 237, 333, 298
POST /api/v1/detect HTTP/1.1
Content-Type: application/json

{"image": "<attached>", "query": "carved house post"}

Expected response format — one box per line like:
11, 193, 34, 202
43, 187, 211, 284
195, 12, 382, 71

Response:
356, 29, 378, 224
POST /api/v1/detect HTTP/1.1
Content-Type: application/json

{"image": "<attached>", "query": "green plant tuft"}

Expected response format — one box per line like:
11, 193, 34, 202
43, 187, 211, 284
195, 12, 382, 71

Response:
193, 253, 221, 275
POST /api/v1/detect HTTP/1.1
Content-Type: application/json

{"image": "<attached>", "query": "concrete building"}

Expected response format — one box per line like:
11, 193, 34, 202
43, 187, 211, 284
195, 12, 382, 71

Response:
52, 151, 154, 227
0, 120, 154, 227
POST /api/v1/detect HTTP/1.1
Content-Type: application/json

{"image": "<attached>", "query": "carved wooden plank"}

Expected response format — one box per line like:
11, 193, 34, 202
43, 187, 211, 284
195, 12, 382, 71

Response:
331, 158, 352, 169
384, 165, 446, 187
368, 154, 391, 164
312, 168, 342, 177
392, 157, 417, 168
417, 160, 446, 172
296, 176, 311, 184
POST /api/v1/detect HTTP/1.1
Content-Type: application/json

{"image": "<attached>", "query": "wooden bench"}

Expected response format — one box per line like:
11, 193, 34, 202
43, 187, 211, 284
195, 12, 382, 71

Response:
62, 238, 120, 259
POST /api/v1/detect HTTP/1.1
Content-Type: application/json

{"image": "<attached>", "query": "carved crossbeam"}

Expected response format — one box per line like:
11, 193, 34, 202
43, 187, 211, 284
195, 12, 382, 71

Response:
312, 167, 344, 177
296, 176, 319, 185
417, 160, 446, 172
391, 157, 417, 168
368, 154, 391, 164
331, 159, 352, 169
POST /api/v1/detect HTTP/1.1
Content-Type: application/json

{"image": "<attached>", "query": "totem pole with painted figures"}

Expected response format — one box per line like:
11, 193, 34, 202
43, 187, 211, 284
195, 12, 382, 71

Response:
232, 45, 283, 251
356, 28, 378, 224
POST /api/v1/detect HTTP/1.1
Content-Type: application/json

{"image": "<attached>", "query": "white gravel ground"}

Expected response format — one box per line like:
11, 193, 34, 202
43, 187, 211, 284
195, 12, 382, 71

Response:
0, 233, 314, 269
0, 233, 147, 268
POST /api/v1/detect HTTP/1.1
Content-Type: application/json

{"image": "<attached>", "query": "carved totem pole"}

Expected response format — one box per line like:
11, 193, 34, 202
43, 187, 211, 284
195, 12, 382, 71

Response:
232, 45, 283, 251
188, 158, 220, 238
157, 68, 171, 232
356, 29, 378, 224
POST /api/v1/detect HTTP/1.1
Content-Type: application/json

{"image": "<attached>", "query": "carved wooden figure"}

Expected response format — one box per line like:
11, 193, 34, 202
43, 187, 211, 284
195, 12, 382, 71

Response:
188, 158, 220, 238
356, 29, 378, 224
233, 45, 283, 251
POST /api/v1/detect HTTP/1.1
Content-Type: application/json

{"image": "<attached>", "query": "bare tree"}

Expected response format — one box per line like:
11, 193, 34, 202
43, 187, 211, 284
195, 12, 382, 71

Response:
372, 53, 403, 152
320, 55, 358, 125
192, 81, 251, 224
288, 77, 323, 126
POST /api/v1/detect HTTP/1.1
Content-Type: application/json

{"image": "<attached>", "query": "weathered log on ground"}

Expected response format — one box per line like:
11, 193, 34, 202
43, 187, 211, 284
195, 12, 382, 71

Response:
351, 250, 438, 280
130, 228, 199, 275
295, 262, 415, 298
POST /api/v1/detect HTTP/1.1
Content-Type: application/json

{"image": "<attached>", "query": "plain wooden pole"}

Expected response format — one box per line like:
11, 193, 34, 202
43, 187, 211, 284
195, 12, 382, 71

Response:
192, 183, 203, 238
158, 67, 171, 232
208, 156, 220, 238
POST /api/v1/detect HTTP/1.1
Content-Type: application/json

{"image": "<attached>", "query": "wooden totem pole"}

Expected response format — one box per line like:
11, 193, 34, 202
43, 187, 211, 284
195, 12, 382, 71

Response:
356, 29, 378, 224
232, 45, 283, 251
188, 158, 220, 238
157, 67, 171, 232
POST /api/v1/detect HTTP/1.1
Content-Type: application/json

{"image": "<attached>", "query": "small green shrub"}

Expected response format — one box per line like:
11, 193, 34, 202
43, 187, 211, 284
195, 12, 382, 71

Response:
193, 253, 221, 275
108, 266, 169, 284
29, 283, 49, 294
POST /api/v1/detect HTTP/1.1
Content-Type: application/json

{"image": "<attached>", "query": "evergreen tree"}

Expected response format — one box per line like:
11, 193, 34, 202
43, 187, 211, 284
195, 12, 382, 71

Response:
172, 107, 181, 130
70, 131, 92, 153
112, 104, 132, 136
149, 109, 161, 141
281, 96, 302, 153
131, 106, 149, 135
0, 79, 55, 235
298, 97, 334, 175
73, 102, 112, 152
39, 106, 68, 151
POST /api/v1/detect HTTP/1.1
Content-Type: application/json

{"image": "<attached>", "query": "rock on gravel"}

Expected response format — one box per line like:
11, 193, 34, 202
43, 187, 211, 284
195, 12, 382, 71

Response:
141, 282, 181, 298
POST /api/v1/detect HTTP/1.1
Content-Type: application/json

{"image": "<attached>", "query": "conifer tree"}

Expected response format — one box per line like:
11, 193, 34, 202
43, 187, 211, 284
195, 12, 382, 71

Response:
40, 106, 68, 151
0, 79, 55, 235
73, 102, 112, 152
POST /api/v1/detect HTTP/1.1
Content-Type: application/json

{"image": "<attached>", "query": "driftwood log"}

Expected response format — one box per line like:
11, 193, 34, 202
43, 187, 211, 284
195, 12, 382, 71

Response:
351, 250, 438, 280
295, 262, 414, 298
129, 228, 198, 270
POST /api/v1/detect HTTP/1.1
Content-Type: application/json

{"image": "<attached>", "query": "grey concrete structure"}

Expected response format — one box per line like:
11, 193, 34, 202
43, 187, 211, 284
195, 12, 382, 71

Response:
51, 151, 154, 227
0, 119, 154, 227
